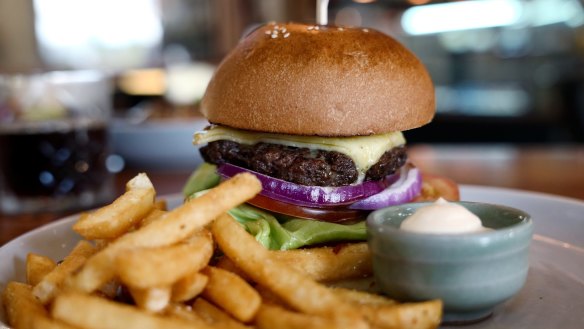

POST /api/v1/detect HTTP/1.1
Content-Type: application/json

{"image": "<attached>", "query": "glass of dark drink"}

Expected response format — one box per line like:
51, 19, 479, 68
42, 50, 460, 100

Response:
0, 71, 115, 214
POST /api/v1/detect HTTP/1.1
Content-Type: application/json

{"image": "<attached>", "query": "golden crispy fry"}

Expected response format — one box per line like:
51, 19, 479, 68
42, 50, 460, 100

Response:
254, 285, 286, 306
33, 240, 96, 304
69, 173, 261, 293
51, 292, 197, 329
201, 266, 261, 322
308, 287, 441, 329
139, 208, 167, 228
217, 243, 372, 283
116, 173, 260, 248
26, 253, 57, 286
66, 249, 113, 294
129, 286, 172, 313
92, 239, 110, 250
2, 282, 47, 329
2, 281, 79, 329
32, 316, 80, 329
255, 285, 417, 329
355, 299, 442, 329
73, 173, 156, 240
255, 303, 355, 329
211, 213, 367, 328
116, 234, 213, 288
331, 287, 397, 306
192, 298, 252, 329
171, 271, 208, 302
211, 213, 342, 315
164, 303, 210, 326
274, 243, 372, 282
215, 256, 250, 279
2, 171, 441, 329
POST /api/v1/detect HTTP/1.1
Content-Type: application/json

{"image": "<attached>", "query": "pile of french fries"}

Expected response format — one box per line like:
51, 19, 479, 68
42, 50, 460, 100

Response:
2, 173, 442, 329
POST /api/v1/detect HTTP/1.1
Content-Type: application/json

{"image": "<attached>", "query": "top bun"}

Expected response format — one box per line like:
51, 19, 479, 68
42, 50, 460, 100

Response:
201, 23, 435, 136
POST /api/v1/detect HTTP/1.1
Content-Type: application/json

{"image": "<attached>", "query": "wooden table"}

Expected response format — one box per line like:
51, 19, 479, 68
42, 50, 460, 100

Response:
1, 145, 583, 246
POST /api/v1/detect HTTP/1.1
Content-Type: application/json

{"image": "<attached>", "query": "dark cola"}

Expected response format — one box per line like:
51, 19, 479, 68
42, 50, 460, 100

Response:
0, 119, 112, 213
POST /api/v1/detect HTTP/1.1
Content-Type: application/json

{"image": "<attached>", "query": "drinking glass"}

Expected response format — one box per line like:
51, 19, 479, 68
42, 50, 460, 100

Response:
0, 71, 115, 214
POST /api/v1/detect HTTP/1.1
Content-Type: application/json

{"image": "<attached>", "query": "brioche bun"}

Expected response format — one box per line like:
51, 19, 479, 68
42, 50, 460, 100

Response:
201, 23, 435, 136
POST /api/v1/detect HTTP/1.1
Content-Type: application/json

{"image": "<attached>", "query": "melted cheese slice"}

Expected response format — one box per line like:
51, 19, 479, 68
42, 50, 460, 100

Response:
194, 125, 406, 178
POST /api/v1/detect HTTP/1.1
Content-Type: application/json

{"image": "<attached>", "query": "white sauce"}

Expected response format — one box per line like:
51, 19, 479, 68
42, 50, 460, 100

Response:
400, 198, 489, 234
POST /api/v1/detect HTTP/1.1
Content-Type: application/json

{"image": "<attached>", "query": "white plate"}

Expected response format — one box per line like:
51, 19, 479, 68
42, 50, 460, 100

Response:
1, 186, 583, 328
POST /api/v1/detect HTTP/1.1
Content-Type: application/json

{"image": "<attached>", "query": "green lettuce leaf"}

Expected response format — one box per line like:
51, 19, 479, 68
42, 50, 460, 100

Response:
184, 164, 367, 250
228, 203, 366, 250
182, 162, 221, 197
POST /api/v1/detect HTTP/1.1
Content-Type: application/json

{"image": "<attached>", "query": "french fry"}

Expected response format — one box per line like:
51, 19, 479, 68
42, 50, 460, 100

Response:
26, 253, 57, 286
93, 239, 110, 250
73, 173, 156, 240
116, 233, 212, 289
1, 170, 442, 329
66, 249, 114, 294
355, 299, 442, 329
171, 271, 208, 302
217, 243, 372, 283
129, 286, 172, 313
201, 266, 261, 322
211, 213, 367, 328
254, 266, 441, 329
51, 292, 199, 329
192, 298, 252, 329
2, 282, 47, 329
332, 287, 397, 306
215, 256, 250, 280
33, 240, 96, 304
255, 303, 354, 329
164, 303, 210, 326
139, 208, 167, 228
32, 316, 80, 329
254, 285, 286, 306
274, 243, 372, 282
255, 283, 414, 328
330, 288, 441, 328
69, 173, 261, 294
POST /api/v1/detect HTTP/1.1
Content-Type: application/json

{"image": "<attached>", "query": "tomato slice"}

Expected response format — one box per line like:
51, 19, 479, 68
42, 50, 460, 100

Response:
247, 194, 368, 223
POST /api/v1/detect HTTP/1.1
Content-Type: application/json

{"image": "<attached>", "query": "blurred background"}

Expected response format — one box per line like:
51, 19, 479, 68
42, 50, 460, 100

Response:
1, 0, 583, 171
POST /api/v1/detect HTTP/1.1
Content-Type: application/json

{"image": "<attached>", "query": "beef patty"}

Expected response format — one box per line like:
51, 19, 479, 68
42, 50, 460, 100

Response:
200, 141, 407, 187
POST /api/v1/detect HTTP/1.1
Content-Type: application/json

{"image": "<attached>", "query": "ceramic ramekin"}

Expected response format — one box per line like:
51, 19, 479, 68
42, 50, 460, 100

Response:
367, 201, 532, 324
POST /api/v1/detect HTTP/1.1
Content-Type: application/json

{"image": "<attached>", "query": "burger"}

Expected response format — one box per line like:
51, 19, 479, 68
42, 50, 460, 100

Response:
184, 23, 459, 250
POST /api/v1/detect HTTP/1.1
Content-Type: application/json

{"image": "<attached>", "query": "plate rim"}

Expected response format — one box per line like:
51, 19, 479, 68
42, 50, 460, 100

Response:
460, 184, 584, 206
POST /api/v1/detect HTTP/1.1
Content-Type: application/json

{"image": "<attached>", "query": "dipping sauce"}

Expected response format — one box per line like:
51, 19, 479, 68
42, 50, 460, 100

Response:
400, 198, 489, 234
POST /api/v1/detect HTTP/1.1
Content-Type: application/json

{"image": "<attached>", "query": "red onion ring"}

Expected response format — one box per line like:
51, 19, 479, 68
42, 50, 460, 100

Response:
217, 163, 398, 208
349, 165, 422, 210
